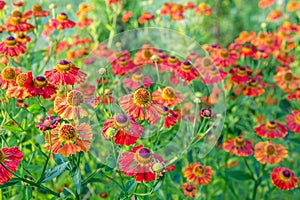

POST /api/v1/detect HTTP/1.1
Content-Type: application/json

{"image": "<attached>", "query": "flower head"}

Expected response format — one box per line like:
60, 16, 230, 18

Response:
152, 87, 184, 107
5, 16, 34, 33
36, 116, 61, 131
254, 141, 288, 164
182, 182, 198, 198
177, 61, 199, 83
161, 106, 179, 128
111, 57, 135, 76
183, 162, 213, 185
223, 135, 253, 156
6, 72, 30, 99
271, 167, 298, 190
123, 72, 152, 90
0, 36, 27, 57
24, 4, 50, 18
49, 13, 76, 30
286, 110, 300, 133
254, 121, 288, 138
0, 67, 21, 89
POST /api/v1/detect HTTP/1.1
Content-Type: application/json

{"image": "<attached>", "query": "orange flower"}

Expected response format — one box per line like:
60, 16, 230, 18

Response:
254, 121, 287, 138
194, 3, 212, 16
49, 13, 76, 30
133, 44, 156, 66
5, 16, 34, 33
271, 167, 298, 190
45, 122, 92, 157
211, 48, 238, 68
275, 51, 295, 65
286, 110, 300, 133
267, 10, 283, 22
235, 31, 256, 44
223, 135, 253, 157
0, 67, 21, 89
77, 15, 93, 28
273, 70, 299, 93
182, 182, 198, 198
24, 4, 50, 18
183, 162, 213, 185
76, 3, 94, 16
6, 72, 30, 99
286, 1, 300, 12
258, 0, 275, 9
16, 33, 31, 44
122, 11, 133, 23
119, 88, 164, 125
138, 12, 155, 24
152, 87, 184, 107
200, 87, 220, 106
254, 141, 288, 164
0, 36, 27, 57
243, 76, 266, 97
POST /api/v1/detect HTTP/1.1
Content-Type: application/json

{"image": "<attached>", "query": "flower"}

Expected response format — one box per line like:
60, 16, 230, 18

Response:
182, 182, 198, 198
0, 67, 20, 89
12, 1, 25, 7
287, 88, 300, 103
77, 15, 93, 28
254, 121, 288, 138
0, 36, 27, 57
223, 135, 253, 156
49, 13, 76, 30
24, 72, 57, 99
0, 1, 6, 10
76, 3, 94, 16
45, 122, 92, 157
5, 16, 35, 33
0, 146, 23, 184
133, 44, 156, 66
286, 110, 300, 133
201, 66, 227, 85
183, 162, 213, 185
152, 87, 184, 107
24, 4, 50, 18
273, 70, 299, 93
243, 76, 266, 97
177, 61, 199, 83
161, 106, 179, 128
271, 167, 298, 190
235, 31, 256, 44
230, 66, 252, 84
45, 60, 87, 86
267, 10, 283, 22
119, 88, 164, 124
254, 141, 288, 164
16, 33, 31, 44
211, 48, 238, 68
258, 0, 275, 9
123, 72, 152, 90
138, 12, 155, 24
6, 72, 30, 99
111, 57, 135, 76
119, 145, 164, 182
287, 1, 300, 12
102, 114, 144, 146
200, 87, 220, 106
36, 116, 61, 131
122, 11, 133, 23
194, 3, 212, 15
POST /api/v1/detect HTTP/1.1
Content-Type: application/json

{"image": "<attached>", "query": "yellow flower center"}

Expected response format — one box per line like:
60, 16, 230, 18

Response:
56, 60, 72, 72
16, 73, 28, 87
10, 16, 21, 26
134, 147, 153, 166
0, 150, 5, 162
295, 114, 300, 124
193, 165, 205, 177
79, 3, 88, 10
34, 76, 48, 89
284, 72, 293, 81
162, 87, 175, 100
79, 15, 88, 22
219, 49, 229, 59
141, 49, 152, 59
59, 124, 77, 141
168, 56, 178, 64
33, 4, 43, 12
5, 36, 17, 47
249, 79, 258, 87
202, 57, 212, 68
1, 67, 16, 81
181, 61, 192, 72
234, 136, 245, 147
67, 91, 84, 106
266, 144, 276, 155
133, 88, 151, 107
115, 114, 129, 129
258, 32, 267, 40
57, 13, 68, 22
265, 38, 274, 46
236, 67, 247, 76
266, 121, 277, 129
132, 72, 143, 82
118, 58, 128, 67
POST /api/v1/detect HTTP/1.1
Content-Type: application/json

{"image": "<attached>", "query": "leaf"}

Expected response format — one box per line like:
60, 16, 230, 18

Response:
0, 178, 20, 188
27, 104, 41, 114
227, 170, 253, 181
62, 187, 76, 198
2, 125, 23, 133
125, 179, 137, 194
41, 161, 69, 183
71, 167, 81, 195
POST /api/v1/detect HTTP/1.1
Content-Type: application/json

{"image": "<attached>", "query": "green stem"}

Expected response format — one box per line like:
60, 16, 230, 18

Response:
37, 132, 52, 184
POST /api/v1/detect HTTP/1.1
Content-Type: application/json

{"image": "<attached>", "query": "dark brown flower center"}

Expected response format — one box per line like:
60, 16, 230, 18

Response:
282, 169, 291, 178
2, 67, 16, 81
186, 184, 194, 192
161, 106, 170, 116
284, 72, 293, 81
34, 76, 48, 88
59, 124, 77, 141
202, 57, 212, 68
56, 60, 72, 72
0, 150, 5, 162
141, 49, 152, 59
219, 49, 229, 59
234, 136, 245, 147
237, 66, 247, 76
162, 87, 175, 100
33, 4, 43, 12
266, 144, 276, 155
118, 58, 128, 67
16, 73, 27, 87
115, 114, 129, 128
249, 79, 258, 87
11, 10, 23, 18
67, 91, 84, 106
133, 88, 151, 106
201, 108, 212, 118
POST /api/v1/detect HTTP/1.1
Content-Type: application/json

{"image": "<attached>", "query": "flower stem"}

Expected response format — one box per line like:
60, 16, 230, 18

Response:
37, 132, 52, 184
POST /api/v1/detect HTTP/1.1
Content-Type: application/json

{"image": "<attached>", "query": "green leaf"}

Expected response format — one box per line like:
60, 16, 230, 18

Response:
2, 125, 23, 133
227, 170, 253, 181
71, 167, 81, 195
41, 161, 69, 183
62, 187, 76, 198
0, 178, 20, 188
27, 104, 41, 114
125, 179, 137, 194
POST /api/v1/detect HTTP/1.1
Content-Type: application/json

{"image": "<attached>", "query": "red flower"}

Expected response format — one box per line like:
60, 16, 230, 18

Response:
287, 88, 300, 103
6, 72, 30, 99
267, 10, 283, 22
182, 182, 198, 198
271, 167, 298, 190
0, 146, 23, 184
161, 106, 179, 128
111, 57, 135, 76
119, 88, 164, 125
102, 114, 144, 146
49, 13, 76, 30
0, 1, 6, 10
12, 1, 25, 7
254, 141, 288, 164
119, 145, 164, 182
211, 48, 238, 68
77, 15, 93, 28
183, 162, 213, 185
223, 135, 253, 156
123, 72, 152, 90
152, 87, 184, 107
0, 36, 27, 57
177, 61, 199, 84
163, 56, 181, 71
138, 12, 155, 24
201, 66, 227, 85
254, 121, 288, 138
24, 72, 57, 99
286, 110, 300, 133
24, 4, 50, 18
243, 76, 266, 97
194, 3, 212, 15
45, 60, 87, 86
258, 0, 275, 9
230, 66, 252, 84
122, 11, 133, 22
16, 33, 31, 44
5, 16, 34, 33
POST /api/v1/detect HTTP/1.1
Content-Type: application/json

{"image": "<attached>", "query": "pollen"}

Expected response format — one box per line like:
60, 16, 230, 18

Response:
16, 73, 28, 87
1, 67, 16, 81
59, 124, 77, 141
133, 88, 151, 107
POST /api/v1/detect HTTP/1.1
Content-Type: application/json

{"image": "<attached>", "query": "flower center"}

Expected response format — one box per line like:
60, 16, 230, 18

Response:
56, 60, 72, 72
219, 49, 229, 59
33, 4, 43, 12
141, 49, 152, 59
16, 73, 28, 87
186, 184, 194, 192
200, 108, 212, 118
161, 106, 170, 116
193, 165, 204, 177
135, 147, 153, 166
284, 72, 293, 81
57, 12, 68, 22
266, 121, 277, 129
11, 10, 23, 18
59, 124, 77, 141
5, 36, 17, 47
133, 88, 151, 107
168, 56, 178, 64
295, 114, 300, 124
115, 114, 129, 128
67, 91, 84, 106
0, 150, 5, 162
79, 15, 88, 22
258, 32, 267, 40
34, 76, 48, 89
281, 52, 288, 59
282, 169, 291, 178
1, 67, 16, 81
249, 79, 258, 87
266, 144, 276, 155
181, 61, 192, 71
237, 66, 247, 76
157, 55, 166, 63
104, 89, 112, 96
265, 38, 274, 46
162, 87, 175, 100
9, 16, 21, 26
234, 136, 245, 147
132, 72, 143, 82
202, 57, 212, 68
118, 58, 128, 67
